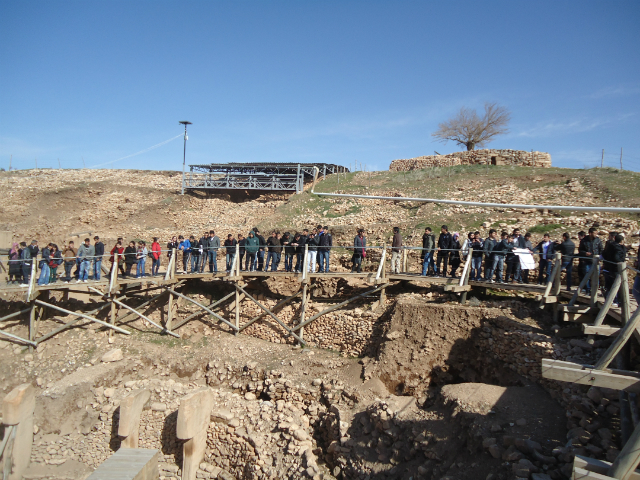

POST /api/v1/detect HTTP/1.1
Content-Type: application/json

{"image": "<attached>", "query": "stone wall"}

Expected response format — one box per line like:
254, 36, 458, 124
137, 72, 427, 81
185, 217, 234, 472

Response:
389, 149, 552, 171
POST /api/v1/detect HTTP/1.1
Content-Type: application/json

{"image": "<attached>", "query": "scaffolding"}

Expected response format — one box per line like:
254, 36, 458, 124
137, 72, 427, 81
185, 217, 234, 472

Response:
183, 163, 348, 194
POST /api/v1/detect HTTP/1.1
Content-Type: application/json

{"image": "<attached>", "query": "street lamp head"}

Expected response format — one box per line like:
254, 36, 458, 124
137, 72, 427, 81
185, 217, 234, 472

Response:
179, 121, 192, 125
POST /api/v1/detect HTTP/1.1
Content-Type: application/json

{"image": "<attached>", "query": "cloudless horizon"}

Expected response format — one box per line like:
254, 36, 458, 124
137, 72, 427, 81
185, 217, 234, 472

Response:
1, 1, 639, 172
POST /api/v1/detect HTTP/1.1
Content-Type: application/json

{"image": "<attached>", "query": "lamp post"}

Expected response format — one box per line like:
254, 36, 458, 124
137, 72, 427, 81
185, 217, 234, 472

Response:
179, 121, 192, 195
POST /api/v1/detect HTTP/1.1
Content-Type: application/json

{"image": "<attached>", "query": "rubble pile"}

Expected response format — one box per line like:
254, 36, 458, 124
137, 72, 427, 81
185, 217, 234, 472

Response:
389, 149, 552, 170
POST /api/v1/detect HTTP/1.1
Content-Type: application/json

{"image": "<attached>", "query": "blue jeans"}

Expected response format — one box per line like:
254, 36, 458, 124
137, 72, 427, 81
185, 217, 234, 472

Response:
152, 258, 161, 275
285, 254, 293, 272
137, 258, 146, 277
422, 252, 434, 276
226, 253, 235, 272
248, 253, 257, 271
295, 253, 304, 272
633, 276, 640, 305
38, 263, 50, 285
471, 256, 482, 280
190, 255, 199, 273
538, 258, 553, 284
266, 251, 278, 271
271, 253, 281, 271
93, 259, 102, 281
257, 250, 265, 271
22, 264, 32, 284
580, 262, 593, 292
561, 261, 573, 289
208, 251, 218, 272
79, 259, 91, 281
318, 251, 330, 272
490, 255, 504, 281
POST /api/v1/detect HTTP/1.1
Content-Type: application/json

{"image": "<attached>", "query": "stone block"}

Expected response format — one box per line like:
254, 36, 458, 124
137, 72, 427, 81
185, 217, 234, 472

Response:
118, 389, 151, 448
3, 383, 35, 480
177, 388, 214, 480
85, 448, 159, 480
102, 348, 123, 363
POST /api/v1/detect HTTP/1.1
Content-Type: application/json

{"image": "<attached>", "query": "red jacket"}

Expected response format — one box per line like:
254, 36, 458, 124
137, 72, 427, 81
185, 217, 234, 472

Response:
110, 245, 124, 263
151, 242, 161, 260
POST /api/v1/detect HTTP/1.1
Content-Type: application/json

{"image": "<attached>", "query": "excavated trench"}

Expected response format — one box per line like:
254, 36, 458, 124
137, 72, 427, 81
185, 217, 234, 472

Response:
7, 289, 583, 480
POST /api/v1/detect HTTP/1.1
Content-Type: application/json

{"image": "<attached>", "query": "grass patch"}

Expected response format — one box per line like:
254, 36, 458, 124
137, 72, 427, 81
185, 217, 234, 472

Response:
527, 223, 563, 234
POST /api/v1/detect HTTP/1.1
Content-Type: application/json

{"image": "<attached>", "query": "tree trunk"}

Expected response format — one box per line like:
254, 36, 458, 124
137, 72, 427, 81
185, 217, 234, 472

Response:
466, 142, 475, 151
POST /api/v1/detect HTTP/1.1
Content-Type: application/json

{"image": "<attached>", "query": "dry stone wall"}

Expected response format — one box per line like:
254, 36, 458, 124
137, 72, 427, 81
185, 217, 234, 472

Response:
389, 149, 552, 171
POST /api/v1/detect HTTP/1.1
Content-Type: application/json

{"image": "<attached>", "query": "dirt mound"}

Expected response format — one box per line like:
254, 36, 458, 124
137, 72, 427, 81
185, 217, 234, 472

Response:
365, 298, 523, 395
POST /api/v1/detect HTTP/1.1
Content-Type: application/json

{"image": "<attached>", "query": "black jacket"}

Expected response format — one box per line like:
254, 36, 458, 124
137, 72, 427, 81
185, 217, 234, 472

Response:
558, 239, 576, 263
438, 232, 453, 250
238, 238, 246, 254
483, 237, 497, 258
578, 236, 604, 264
296, 235, 307, 254
471, 239, 484, 258
94, 242, 105, 257
256, 234, 266, 251
167, 241, 178, 257
603, 242, 626, 267
282, 235, 295, 255
319, 233, 333, 252
224, 238, 237, 254
124, 246, 137, 265
534, 240, 555, 260
306, 235, 319, 252
513, 235, 526, 249
267, 236, 282, 254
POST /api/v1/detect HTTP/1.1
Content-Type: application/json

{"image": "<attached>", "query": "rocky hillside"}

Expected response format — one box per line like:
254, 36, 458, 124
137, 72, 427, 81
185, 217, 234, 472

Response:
1, 165, 638, 253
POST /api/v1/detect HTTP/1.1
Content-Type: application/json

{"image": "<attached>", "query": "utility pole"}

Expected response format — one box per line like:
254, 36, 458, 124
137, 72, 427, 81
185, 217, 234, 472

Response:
601, 149, 604, 168
9, 155, 11, 171
58, 158, 61, 169
620, 147, 623, 170
35, 158, 37, 170
179, 121, 192, 195
82, 157, 86, 169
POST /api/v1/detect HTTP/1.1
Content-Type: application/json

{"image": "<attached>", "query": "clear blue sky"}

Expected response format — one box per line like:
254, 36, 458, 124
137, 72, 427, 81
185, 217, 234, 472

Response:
1, 1, 639, 171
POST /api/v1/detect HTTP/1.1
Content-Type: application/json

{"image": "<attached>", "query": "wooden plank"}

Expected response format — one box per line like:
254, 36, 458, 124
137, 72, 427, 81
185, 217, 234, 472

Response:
595, 303, 640, 370
542, 359, 640, 392
583, 325, 621, 336
572, 467, 616, 479
560, 305, 594, 313
574, 455, 640, 480
444, 285, 471, 292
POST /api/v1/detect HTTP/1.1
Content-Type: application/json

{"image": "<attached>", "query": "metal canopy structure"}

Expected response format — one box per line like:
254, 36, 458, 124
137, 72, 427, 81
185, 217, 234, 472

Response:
183, 162, 348, 194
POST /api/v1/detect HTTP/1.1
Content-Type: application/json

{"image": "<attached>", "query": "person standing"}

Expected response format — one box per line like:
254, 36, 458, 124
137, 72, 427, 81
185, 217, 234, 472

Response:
558, 233, 576, 291
482, 229, 498, 282
436, 225, 452, 277
198, 231, 209, 273
534, 233, 555, 285
306, 230, 319, 273
136, 241, 148, 278
37, 243, 52, 286
281, 232, 293, 272
470, 233, 484, 281
602, 234, 626, 307
76, 238, 94, 283
109, 240, 125, 278
151, 237, 162, 276
19, 242, 32, 286
93, 236, 104, 281
224, 234, 237, 273
207, 230, 220, 273
578, 227, 603, 294
8, 242, 22, 284
266, 232, 280, 272
238, 234, 246, 271
421, 227, 436, 276
294, 232, 305, 273
317, 226, 332, 273
391, 227, 402, 274
49, 244, 63, 283
123, 241, 137, 278
188, 235, 200, 273
351, 229, 366, 273
62, 241, 78, 283
178, 235, 191, 273
449, 233, 463, 278
520, 233, 534, 283
253, 228, 266, 271
244, 231, 260, 271
490, 231, 512, 283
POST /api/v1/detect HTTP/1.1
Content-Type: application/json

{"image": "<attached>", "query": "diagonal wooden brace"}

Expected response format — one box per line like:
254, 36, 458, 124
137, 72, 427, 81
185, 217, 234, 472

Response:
34, 300, 130, 335
164, 287, 238, 332
235, 284, 306, 345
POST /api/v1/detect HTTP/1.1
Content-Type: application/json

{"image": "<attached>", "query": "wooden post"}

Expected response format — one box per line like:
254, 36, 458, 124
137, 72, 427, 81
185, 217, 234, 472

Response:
299, 283, 308, 344
552, 251, 562, 296
402, 247, 407, 273
460, 248, 473, 305
167, 292, 174, 332
29, 302, 36, 352
620, 262, 631, 325
608, 421, 640, 479
234, 285, 241, 336
590, 256, 600, 308
109, 300, 117, 339
380, 245, 387, 307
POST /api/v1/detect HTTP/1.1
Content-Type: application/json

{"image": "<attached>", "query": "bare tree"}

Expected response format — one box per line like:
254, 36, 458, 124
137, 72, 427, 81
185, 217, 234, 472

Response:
432, 102, 511, 151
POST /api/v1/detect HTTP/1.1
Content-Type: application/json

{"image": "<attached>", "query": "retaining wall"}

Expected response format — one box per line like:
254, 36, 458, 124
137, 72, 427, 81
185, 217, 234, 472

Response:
389, 149, 552, 171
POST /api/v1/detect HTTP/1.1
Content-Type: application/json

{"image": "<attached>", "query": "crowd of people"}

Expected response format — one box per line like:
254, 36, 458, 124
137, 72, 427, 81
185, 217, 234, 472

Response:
4, 225, 638, 308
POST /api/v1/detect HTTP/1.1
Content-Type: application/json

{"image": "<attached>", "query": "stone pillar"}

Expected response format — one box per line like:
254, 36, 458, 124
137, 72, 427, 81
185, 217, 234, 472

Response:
176, 388, 214, 480
118, 389, 151, 448
2, 383, 35, 480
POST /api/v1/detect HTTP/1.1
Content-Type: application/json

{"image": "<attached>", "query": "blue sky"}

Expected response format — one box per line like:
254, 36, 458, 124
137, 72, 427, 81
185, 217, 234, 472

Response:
1, 1, 639, 172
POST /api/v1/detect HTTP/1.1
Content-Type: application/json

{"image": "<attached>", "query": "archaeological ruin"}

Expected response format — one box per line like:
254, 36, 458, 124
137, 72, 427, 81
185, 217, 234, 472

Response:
389, 149, 552, 171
